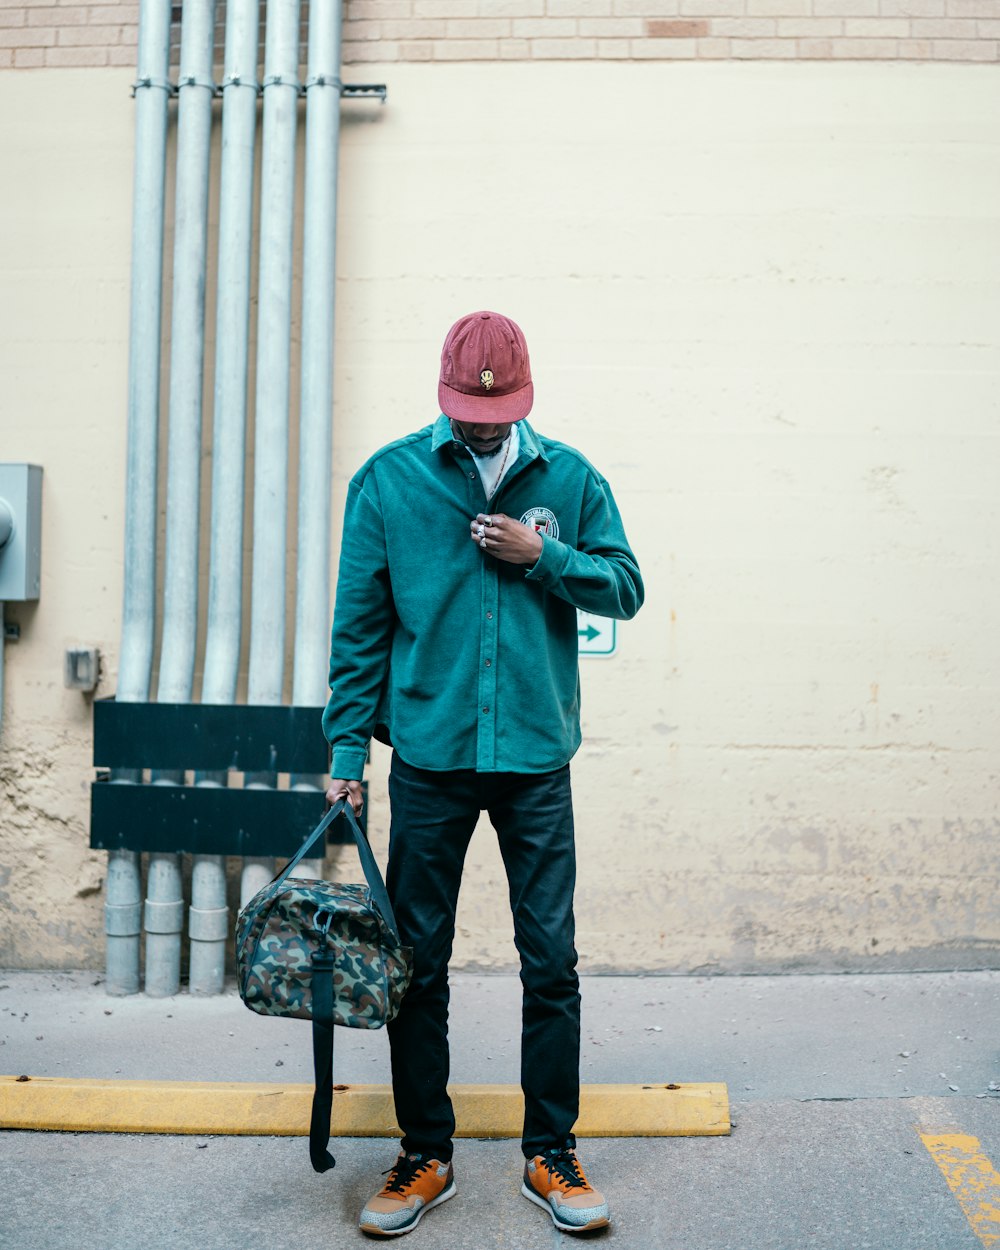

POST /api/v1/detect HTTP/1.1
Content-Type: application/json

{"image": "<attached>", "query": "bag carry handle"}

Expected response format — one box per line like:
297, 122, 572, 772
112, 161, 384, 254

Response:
271, 796, 402, 945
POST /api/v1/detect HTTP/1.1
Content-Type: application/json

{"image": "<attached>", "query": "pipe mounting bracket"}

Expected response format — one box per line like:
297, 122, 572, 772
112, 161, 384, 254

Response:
342, 83, 388, 104
304, 74, 343, 94
221, 72, 261, 93
261, 73, 303, 93
176, 72, 221, 96
131, 76, 177, 98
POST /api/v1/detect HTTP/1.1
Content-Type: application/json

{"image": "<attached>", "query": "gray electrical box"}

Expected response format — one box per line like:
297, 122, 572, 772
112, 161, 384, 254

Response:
0, 464, 42, 601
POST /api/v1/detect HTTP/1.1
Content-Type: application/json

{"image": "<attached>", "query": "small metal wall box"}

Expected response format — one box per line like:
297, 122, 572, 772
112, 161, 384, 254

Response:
65, 648, 101, 692
0, 464, 43, 602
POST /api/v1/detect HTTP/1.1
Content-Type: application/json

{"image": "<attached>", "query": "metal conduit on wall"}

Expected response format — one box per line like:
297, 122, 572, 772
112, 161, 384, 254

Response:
106, 0, 172, 997
148, 0, 217, 998
107, 0, 356, 994
191, 0, 261, 996
241, 0, 302, 909
292, 0, 343, 839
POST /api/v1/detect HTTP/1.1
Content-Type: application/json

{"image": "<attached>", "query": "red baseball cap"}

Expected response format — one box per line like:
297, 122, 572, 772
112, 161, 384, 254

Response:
438, 310, 534, 424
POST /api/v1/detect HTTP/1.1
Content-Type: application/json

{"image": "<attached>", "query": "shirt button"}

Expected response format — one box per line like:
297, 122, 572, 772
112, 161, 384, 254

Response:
469, 471, 476, 480
486, 611, 493, 620
485, 659, 491, 667
482, 706, 489, 714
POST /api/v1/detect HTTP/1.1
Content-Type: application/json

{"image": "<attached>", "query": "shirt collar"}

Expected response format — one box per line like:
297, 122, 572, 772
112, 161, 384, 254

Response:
431, 413, 549, 463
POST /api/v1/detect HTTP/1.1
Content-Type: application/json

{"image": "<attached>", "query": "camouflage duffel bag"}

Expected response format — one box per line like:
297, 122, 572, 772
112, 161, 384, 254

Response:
235, 797, 412, 1173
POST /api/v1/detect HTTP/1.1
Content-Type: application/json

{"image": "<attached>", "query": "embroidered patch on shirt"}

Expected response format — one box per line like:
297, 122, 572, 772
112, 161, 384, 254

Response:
520, 507, 559, 541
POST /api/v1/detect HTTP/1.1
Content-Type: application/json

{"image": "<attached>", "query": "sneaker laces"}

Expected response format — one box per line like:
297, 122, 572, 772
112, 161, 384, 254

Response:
540, 1147, 592, 1192
381, 1153, 434, 1195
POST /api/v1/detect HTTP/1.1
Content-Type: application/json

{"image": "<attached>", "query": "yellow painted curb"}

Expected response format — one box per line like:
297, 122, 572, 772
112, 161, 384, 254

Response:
1, 1076, 729, 1138
920, 1132, 1000, 1248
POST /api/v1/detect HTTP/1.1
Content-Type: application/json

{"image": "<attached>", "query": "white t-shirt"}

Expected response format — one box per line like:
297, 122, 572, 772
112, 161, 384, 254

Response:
469, 423, 520, 503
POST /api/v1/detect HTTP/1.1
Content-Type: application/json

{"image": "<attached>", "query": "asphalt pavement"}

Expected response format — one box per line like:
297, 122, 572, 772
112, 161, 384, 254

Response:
2, 969, 998, 1249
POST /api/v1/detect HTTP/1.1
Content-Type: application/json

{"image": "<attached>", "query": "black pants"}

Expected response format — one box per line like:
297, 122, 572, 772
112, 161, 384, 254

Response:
385, 752, 580, 1162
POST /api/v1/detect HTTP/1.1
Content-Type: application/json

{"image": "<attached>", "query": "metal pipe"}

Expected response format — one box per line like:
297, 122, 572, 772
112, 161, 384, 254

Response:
191, 0, 260, 995
292, 0, 345, 874
243, 0, 301, 907
201, 0, 259, 709
143, 847, 186, 997
106, 0, 172, 997
187, 849, 228, 992
148, 0, 217, 997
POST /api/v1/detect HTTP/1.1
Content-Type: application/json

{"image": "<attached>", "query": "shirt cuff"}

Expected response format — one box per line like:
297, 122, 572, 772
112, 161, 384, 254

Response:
524, 533, 567, 584
330, 746, 368, 781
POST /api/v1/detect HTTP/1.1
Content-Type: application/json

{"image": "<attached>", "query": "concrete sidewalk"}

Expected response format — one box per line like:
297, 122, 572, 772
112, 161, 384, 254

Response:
2, 970, 999, 1249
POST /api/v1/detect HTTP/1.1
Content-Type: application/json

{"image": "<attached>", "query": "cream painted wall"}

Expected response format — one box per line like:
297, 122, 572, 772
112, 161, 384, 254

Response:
1, 63, 998, 973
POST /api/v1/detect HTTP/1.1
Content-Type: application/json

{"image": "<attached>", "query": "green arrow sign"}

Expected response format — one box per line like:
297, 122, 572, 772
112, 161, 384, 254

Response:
576, 611, 617, 657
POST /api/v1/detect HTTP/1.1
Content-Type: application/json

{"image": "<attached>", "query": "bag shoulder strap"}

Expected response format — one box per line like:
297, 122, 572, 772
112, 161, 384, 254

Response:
309, 952, 337, 1173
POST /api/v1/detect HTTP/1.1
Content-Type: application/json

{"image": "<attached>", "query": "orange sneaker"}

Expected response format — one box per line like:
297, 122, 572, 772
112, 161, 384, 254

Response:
522, 1147, 611, 1233
359, 1151, 456, 1237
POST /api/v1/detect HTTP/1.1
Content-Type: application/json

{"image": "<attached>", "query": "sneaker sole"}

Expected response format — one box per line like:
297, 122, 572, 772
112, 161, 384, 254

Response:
359, 1181, 457, 1238
521, 1182, 611, 1233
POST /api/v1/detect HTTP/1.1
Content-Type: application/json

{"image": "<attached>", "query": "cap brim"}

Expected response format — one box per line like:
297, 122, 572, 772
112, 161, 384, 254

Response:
438, 380, 533, 424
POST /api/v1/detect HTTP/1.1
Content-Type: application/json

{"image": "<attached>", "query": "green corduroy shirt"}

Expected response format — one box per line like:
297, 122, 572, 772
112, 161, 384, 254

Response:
323, 415, 643, 778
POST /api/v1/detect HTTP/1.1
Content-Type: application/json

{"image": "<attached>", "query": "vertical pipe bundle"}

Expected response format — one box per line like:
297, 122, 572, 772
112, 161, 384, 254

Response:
111, 0, 354, 991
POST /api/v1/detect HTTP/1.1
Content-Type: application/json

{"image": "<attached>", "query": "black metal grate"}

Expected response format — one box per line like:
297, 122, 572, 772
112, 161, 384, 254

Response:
89, 699, 361, 855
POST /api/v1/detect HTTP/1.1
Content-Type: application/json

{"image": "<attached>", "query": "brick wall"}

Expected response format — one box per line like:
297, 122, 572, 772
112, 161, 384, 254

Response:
343, 0, 1000, 62
0, 4, 139, 69
0, 0, 997, 67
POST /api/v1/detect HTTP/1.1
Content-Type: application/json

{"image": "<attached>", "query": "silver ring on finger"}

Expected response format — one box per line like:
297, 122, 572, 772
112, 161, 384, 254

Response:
479, 537, 488, 550
477, 525, 485, 538
484, 516, 493, 526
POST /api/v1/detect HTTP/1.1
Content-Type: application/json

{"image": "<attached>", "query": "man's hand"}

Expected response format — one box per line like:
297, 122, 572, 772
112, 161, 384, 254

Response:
326, 778, 364, 817
469, 512, 544, 566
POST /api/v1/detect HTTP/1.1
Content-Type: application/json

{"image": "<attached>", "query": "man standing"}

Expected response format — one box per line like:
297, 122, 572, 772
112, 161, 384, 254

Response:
324, 311, 643, 1237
